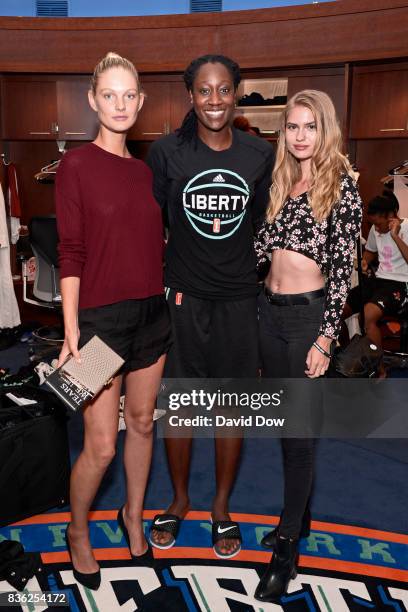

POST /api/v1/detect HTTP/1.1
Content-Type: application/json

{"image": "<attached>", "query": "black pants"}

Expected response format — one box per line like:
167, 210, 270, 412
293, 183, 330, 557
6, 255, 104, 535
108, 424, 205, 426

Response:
259, 290, 325, 538
347, 275, 407, 316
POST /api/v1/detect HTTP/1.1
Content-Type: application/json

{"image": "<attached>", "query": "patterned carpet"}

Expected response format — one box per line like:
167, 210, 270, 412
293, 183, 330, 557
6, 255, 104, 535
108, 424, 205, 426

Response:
1, 510, 407, 611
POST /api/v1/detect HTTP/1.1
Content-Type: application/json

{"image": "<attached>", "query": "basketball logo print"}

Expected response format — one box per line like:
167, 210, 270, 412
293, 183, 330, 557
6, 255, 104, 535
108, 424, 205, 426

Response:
183, 169, 250, 239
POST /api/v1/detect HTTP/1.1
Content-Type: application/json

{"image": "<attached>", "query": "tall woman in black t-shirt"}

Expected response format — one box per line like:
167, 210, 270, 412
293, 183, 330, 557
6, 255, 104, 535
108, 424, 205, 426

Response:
147, 55, 274, 559
56, 53, 171, 590
254, 90, 361, 602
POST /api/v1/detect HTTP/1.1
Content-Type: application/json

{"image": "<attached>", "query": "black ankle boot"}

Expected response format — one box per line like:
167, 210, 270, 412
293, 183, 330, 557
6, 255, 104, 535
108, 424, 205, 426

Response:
261, 508, 311, 549
254, 535, 298, 603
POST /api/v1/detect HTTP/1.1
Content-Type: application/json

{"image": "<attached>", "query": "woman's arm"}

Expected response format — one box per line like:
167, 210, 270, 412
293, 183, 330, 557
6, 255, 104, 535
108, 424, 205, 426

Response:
306, 175, 362, 377
254, 222, 272, 269
58, 276, 81, 366
55, 154, 86, 366
319, 174, 363, 340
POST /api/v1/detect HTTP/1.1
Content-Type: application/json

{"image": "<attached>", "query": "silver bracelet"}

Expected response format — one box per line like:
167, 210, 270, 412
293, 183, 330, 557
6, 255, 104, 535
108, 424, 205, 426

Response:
313, 341, 331, 359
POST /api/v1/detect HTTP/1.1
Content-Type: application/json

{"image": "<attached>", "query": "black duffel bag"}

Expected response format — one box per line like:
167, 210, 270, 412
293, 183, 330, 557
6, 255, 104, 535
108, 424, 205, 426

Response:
331, 334, 383, 378
0, 387, 70, 527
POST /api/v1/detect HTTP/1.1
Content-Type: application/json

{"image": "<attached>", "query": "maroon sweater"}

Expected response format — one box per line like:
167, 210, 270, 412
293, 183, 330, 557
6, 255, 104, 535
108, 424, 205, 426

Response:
56, 143, 164, 310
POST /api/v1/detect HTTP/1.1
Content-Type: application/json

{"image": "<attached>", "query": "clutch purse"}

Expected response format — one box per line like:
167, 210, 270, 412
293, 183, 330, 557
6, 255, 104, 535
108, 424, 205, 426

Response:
45, 335, 124, 411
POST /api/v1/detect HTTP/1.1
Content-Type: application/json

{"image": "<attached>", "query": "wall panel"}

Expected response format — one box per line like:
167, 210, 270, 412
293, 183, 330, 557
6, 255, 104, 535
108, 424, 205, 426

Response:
0, 0, 407, 73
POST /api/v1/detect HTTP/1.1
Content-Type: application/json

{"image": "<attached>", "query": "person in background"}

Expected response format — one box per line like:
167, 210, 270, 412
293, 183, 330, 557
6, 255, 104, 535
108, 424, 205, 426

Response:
254, 89, 362, 602
343, 193, 408, 374
233, 114, 258, 136
56, 52, 171, 590
147, 54, 274, 559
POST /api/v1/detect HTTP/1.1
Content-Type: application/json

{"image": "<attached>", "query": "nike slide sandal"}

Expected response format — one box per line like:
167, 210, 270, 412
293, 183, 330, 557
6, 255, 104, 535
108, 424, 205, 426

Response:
149, 513, 181, 550
212, 520, 242, 559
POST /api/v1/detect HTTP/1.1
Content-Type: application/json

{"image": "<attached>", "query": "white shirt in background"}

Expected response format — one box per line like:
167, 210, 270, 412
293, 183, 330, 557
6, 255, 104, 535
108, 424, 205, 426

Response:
366, 218, 408, 283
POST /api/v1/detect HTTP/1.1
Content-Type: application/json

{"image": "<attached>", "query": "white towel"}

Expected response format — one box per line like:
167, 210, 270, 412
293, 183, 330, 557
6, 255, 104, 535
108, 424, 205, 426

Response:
0, 182, 20, 328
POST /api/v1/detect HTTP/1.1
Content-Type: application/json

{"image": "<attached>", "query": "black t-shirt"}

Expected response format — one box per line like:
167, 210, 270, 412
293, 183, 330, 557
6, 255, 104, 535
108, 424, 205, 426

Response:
146, 128, 275, 299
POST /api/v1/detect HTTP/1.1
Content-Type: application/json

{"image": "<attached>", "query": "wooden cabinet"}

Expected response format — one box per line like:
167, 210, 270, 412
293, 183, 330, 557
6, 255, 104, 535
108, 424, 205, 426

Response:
350, 64, 408, 139
233, 69, 346, 136
1, 80, 58, 139
0, 76, 190, 142
288, 72, 345, 127
1, 77, 98, 140
128, 80, 190, 140
129, 82, 169, 140
56, 79, 98, 140
169, 81, 192, 132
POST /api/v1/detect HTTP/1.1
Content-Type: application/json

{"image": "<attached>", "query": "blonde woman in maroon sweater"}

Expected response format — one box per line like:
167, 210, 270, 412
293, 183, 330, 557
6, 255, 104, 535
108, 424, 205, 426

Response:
56, 53, 171, 590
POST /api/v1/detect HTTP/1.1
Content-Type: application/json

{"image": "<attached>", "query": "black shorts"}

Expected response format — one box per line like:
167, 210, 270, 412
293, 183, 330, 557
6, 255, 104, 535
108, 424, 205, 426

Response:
164, 289, 259, 378
78, 295, 172, 374
347, 276, 408, 316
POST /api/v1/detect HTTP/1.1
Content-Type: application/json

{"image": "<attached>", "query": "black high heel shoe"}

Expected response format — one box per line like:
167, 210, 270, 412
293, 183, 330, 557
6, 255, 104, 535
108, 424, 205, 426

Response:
117, 506, 153, 565
65, 524, 101, 591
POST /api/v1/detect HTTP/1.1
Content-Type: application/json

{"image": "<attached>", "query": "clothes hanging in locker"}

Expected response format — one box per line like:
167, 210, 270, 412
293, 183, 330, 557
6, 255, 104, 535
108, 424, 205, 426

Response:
0, 182, 20, 329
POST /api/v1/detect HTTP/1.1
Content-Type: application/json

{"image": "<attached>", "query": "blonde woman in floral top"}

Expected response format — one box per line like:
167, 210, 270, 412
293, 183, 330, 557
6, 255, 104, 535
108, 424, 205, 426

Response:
254, 90, 362, 604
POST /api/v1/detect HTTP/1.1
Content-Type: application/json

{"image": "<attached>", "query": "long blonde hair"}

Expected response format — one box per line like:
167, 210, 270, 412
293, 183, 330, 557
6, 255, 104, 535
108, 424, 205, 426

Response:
267, 90, 355, 223
90, 52, 140, 94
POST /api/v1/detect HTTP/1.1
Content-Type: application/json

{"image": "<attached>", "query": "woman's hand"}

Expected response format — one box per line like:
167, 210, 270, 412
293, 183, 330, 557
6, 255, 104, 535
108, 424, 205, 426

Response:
305, 336, 332, 378
57, 328, 81, 367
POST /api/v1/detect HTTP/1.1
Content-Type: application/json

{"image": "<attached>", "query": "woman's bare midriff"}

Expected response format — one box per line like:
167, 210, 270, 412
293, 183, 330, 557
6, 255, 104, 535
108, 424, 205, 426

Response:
265, 249, 325, 294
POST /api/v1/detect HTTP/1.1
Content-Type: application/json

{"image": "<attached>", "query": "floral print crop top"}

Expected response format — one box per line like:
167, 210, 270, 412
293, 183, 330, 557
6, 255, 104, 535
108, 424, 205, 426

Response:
255, 174, 362, 339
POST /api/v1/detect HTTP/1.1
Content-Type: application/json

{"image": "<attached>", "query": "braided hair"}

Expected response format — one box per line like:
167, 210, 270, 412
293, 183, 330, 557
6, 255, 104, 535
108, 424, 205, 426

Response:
176, 54, 241, 143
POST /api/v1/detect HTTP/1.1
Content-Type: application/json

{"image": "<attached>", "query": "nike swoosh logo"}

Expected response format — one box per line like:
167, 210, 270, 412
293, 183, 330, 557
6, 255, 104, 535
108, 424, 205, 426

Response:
217, 525, 236, 534
155, 518, 177, 525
